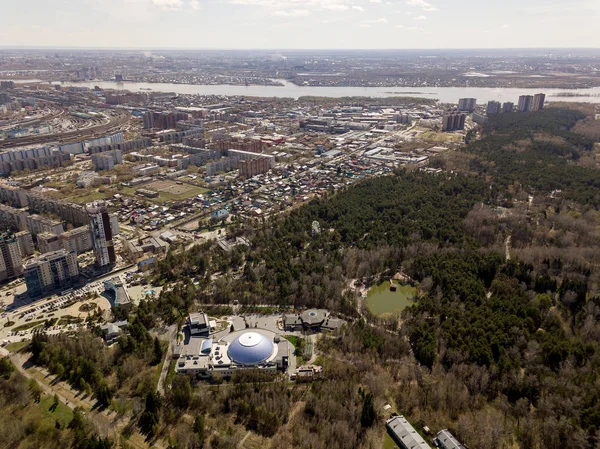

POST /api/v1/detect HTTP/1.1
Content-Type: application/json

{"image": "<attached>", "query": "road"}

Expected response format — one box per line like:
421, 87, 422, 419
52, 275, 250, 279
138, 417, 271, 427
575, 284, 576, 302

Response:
156, 324, 178, 395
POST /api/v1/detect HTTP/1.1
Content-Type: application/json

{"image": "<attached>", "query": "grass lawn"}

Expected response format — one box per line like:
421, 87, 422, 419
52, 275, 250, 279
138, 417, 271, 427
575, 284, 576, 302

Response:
38, 394, 73, 428
67, 190, 110, 204
4, 340, 31, 353
382, 432, 398, 449
57, 315, 81, 326
284, 335, 303, 350
120, 184, 208, 204
12, 320, 45, 332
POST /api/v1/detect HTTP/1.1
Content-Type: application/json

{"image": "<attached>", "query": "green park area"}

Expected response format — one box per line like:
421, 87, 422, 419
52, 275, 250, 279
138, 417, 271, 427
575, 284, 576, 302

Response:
366, 281, 417, 316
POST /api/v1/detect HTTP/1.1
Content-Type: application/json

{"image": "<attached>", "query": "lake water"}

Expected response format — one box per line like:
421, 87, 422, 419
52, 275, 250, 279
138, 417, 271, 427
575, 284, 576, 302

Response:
366, 281, 416, 316
29, 79, 600, 104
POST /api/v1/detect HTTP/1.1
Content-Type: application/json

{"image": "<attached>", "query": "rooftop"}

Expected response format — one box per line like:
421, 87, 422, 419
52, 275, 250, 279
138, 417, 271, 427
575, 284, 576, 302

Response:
386, 416, 431, 449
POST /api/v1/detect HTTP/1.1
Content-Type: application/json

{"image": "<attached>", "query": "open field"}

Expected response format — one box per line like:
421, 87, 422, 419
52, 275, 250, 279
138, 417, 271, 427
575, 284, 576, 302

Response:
4, 340, 31, 352
121, 180, 208, 203
366, 281, 416, 316
37, 394, 74, 428
414, 126, 464, 143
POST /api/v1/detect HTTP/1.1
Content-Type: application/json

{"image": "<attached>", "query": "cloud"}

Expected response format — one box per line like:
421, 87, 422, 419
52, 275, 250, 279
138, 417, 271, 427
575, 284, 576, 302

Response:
151, 0, 183, 9
406, 26, 424, 31
230, 0, 351, 9
323, 4, 349, 10
501, 24, 510, 29
414, 15, 427, 20
352, 5, 365, 11
189, 0, 201, 9
359, 24, 371, 27
369, 0, 382, 3
272, 8, 310, 16
362, 17, 388, 24
405, 0, 437, 11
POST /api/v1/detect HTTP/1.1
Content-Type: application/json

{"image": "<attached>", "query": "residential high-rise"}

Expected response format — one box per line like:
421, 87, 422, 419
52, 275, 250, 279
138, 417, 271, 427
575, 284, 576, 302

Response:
532, 93, 546, 111
486, 101, 501, 115
442, 111, 467, 132
23, 249, 79, 297
87, 202, 116, 268
458, 98, 477, 113
0, 231, 23, 283
37, 232, 61, 254
502, 102, 514, 113
61, 226, 93, 254
15, 230, 34, 257
518, 95, 533, 112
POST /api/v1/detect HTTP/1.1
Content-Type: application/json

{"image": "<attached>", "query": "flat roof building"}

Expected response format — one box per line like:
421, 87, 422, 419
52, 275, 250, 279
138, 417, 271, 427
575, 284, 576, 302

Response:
175, 328, 293, 379
103, 276, 131, 308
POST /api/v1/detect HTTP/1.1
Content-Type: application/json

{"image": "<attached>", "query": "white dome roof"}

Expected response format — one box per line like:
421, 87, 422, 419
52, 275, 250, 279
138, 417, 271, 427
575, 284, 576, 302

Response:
227, 331, 275, 365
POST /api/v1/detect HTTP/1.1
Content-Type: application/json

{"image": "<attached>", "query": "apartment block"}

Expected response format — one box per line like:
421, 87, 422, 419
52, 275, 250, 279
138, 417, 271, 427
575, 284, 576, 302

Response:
37, 232, 62, 254
25, 214, 64, 237
23, 249, 79, 297
15, 230, 34, 257
458, 98, 477, 113
61, 226, 93, 254
0, 231, 23, 283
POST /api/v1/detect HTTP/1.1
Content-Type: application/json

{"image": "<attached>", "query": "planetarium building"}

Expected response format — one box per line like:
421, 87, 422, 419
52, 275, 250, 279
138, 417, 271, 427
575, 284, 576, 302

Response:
176, 328, 293, 379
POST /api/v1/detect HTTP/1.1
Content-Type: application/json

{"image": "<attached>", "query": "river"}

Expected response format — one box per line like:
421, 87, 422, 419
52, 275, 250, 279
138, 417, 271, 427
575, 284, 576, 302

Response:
7, 79, 600, 103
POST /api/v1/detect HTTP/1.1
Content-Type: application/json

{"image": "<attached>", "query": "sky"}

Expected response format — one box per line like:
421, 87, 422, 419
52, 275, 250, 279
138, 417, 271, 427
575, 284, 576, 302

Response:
0, 0, 599, 49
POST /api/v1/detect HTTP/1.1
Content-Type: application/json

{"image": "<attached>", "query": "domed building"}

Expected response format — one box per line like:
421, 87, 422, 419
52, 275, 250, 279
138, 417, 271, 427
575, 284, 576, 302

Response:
176, 328, 293, 379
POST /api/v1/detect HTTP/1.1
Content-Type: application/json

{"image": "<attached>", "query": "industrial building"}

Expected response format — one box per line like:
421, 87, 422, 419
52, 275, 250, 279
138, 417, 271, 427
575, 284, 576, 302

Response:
0, 231, 23, 283
175, 328, 293, 380
23, 249, 79, 297
435, 429, 465, 449
386, 416, 431, 449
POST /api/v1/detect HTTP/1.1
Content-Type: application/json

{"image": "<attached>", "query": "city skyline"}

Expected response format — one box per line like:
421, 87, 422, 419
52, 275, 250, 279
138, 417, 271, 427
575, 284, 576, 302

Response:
1, 0, 599, 49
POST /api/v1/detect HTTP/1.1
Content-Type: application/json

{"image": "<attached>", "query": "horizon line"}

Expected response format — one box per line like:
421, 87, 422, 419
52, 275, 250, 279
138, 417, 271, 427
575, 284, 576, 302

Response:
1, 46, 600, 51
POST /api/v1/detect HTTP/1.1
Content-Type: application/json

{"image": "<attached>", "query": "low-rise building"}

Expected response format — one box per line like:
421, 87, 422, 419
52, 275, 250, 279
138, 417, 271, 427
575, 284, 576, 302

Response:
386, 416, 431, 449
187, 312, 210, 337
282, 309, 344, 332
435, 429, 465, 449
103, 276, 131, 308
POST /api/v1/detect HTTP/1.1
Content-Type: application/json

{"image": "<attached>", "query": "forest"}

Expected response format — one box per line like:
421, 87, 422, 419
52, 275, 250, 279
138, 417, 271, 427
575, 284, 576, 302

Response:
4, 106, 600, 449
